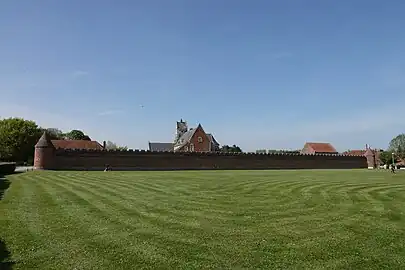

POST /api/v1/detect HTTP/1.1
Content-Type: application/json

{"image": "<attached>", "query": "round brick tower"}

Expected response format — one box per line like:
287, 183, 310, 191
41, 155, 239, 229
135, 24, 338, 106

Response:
364, 147, 375, 169
34, 131, 55, 170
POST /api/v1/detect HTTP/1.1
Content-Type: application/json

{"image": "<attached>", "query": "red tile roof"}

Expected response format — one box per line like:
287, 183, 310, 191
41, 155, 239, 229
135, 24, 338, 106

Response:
396, 159, 405, 166
343, 150, 366, 156
344, 149, 382, 157
306, 142, 337, 153
51, 140, 103, 150
344, 149, 382, 165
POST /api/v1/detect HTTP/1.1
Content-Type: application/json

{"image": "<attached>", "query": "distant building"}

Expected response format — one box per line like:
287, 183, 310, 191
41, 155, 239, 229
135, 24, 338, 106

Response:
148, 142, 174, 152
148, 119, 220, 152
343, 144, 383, 168
51, 140, 104, 150
267, 149, 301, 154
206, 133, 220, 152
301, 142, 338, 155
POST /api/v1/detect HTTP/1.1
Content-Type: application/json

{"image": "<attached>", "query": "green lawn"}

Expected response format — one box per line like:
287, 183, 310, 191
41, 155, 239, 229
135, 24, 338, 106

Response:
1, 170, 405, 269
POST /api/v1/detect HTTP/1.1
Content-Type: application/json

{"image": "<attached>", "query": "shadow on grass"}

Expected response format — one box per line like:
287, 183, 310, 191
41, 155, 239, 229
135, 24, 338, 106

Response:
0, 240, 14, 269
0, 174, 15, 269
0, 175, 11, 200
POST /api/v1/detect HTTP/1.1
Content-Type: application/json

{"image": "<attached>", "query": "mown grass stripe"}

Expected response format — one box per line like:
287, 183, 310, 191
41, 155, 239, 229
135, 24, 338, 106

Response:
35, 175, 229, 269
2, 170, 405, 269
42, 174, 214, 247
35, 176, 174, 269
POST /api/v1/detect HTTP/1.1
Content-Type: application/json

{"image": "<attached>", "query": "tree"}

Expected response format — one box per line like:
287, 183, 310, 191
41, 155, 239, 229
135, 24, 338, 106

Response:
0, 118, 42, 163
44, 128, 65, 140
231, 145, 242, 153
65, 130, 91, 141
388, 134, 405, 160
268, 149, 301, 154
379, 151, 398, 165
220, 144, 242, 153
105, 141, 128, 151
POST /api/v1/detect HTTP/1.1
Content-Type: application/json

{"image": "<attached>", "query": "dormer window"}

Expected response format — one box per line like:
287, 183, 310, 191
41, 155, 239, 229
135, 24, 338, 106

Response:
197, 137, 203, 143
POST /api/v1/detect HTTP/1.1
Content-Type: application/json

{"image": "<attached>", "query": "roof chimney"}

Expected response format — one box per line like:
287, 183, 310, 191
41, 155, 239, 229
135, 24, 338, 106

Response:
103, 141, 106, 149
366, 144, 369, 150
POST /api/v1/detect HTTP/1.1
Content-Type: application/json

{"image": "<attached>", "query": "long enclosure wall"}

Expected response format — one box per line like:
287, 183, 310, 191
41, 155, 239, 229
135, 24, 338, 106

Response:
52, 150, 368, 170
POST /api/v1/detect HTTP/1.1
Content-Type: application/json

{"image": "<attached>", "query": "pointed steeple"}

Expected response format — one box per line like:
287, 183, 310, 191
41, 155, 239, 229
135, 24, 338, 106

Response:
35, 131, 55, 148
196, 123, 205, 132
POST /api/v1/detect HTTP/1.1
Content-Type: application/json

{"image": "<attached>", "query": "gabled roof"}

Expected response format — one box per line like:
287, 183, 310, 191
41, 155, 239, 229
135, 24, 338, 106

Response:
149, 142, 173, 152
174, 125, 202, 151
172, 123, 219, 151
35, 131, 55, 148
343, 150, 366, 156
51, 140, 103, 150
206, 133, 219, 145
305, 142, 337, 153
344, 149, 382, 157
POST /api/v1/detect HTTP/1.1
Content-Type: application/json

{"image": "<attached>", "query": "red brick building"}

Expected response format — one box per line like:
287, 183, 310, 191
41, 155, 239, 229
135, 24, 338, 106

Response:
51, 140, 104, 150
34, 131, 55, 170
301, 142, 338, 155
173, 124, 208, 152
343, 145, 383, 168
34, 131, 105, 169
149, 119, 220, 152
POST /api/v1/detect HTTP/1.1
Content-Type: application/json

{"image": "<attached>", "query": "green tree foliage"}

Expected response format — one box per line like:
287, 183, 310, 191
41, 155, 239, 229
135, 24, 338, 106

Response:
105, 141, 128, 151
0, 118, 42, 162
65, 130, 91, 141
388, 134, 405, 159
268, 149, 301, 154
221, 145, 242, 153
44, 128, 65, 140
379, 151, 398, 165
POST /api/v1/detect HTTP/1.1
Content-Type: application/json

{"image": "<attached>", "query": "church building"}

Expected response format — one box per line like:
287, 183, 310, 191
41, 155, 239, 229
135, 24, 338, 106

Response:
148, 119, 220, 152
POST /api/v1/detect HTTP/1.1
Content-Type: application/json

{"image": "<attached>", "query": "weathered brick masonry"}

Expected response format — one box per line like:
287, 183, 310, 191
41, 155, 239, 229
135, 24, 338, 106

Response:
33, 132, 368, 170
37, 149, 367, 170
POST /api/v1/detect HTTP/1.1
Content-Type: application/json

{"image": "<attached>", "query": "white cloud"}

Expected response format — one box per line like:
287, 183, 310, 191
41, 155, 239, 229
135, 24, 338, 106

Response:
0, 103, 153, 150
71, 70, 89, 78
0, 103, 114, 144
0, 104, 79, 131
98, 110, 124, 116
1, 101, 402, 153
217, 103, 405, 152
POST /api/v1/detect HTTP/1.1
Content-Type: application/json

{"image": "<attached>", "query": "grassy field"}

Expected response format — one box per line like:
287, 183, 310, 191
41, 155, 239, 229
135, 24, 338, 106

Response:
1, 170, 405, 269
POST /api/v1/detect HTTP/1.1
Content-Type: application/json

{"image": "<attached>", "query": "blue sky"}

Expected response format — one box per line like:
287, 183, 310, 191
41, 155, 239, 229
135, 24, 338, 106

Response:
1, 0, 405, 152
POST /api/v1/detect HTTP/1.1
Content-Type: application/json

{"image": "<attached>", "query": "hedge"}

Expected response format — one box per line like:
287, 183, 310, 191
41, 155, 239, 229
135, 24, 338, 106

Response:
0, 162, 16, 175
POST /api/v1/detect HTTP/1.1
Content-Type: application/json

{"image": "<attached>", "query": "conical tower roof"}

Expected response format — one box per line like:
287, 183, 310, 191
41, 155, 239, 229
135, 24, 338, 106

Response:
364, 147, 374, 157
35, 131, 55, 148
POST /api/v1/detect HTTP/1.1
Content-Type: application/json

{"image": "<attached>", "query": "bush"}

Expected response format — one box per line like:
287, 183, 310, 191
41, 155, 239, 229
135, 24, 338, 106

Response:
0, 162, 16, 175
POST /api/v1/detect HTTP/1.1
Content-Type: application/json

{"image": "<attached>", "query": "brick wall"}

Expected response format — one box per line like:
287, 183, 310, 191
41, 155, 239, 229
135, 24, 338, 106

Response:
189, 126, 210, 152
49, 150, 367, 170
34, 147, 54, 170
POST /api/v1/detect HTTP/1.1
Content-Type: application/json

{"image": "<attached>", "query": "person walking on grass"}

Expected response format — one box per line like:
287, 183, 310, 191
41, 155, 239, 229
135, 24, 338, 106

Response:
104, 164, 111, 172
391, 164, 396, 174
